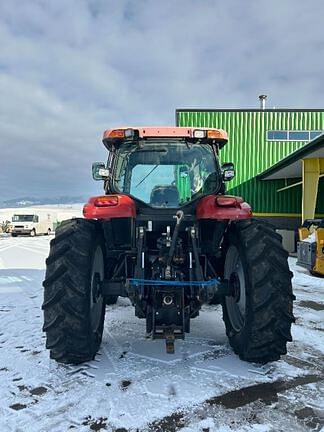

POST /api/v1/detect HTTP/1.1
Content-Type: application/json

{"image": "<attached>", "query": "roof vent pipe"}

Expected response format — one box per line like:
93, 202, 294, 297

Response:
259, 95, 267, 110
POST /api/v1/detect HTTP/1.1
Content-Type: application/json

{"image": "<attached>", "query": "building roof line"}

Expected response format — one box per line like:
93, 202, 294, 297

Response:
176, 108, 324, 113
257, 134, 324, 180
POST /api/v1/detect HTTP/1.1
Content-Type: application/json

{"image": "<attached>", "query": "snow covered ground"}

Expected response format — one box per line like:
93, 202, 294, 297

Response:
0, 235, 323, 431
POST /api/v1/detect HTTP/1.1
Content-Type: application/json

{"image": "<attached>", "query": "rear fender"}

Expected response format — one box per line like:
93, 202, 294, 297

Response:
196, 195, 252, 220
83, 195, 136, 219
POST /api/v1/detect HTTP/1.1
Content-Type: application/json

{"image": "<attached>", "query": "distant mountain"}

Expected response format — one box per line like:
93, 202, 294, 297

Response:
0, 196, 88, 208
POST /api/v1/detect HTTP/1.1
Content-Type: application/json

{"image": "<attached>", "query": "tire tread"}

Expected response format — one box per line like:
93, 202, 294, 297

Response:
42, 218, 105, 364
222, 218, 294, 363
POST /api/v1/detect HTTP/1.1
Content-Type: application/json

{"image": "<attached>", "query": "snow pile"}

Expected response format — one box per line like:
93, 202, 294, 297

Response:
302, 232, 316, 243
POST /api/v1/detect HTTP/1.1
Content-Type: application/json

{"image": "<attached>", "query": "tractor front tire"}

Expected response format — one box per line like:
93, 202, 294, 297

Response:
222, 219, 295, 363
42, 218, 106, 364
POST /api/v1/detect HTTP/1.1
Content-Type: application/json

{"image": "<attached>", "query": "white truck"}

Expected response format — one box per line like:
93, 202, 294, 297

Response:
11, 213, 53, 237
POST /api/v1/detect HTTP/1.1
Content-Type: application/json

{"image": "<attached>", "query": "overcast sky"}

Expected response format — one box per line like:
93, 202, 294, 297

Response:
0, 0, 323, 200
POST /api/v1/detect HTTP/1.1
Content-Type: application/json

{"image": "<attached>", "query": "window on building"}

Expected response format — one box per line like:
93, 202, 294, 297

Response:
310, 131, 322, 140
288, 131, 310, 141
267, 131, 288, 140
267, 130, 323, 142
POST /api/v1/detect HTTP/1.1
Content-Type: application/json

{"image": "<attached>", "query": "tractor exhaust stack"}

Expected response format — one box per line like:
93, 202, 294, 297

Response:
259, 94, 267, 110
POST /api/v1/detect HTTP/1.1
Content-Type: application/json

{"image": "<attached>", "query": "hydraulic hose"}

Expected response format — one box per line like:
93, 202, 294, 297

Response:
128, 277, 221, 287
166, 210, 184, 269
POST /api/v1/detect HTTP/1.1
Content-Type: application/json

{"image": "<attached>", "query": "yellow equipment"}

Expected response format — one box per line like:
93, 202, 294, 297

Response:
297, 219, 324, 276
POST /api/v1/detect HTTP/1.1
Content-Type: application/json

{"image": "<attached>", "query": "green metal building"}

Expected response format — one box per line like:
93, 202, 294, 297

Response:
176, 108, 324, 229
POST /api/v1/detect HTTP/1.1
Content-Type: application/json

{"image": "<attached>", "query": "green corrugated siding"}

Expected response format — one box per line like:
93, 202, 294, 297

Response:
177, 110, 324, 214
230, 177, 323, 214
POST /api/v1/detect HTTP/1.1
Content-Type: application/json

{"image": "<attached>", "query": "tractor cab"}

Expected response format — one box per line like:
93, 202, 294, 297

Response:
92, 127, 233, 209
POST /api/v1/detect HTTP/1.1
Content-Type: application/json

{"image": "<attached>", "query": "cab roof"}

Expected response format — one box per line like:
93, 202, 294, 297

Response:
102, 127, 228, 148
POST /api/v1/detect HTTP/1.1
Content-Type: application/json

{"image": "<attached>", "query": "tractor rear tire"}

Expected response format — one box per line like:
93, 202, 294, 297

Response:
42, 218, 106, 364
222, 219, 295, 363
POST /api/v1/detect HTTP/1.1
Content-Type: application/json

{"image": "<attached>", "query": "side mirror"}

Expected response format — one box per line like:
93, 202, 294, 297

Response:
221, 162, 235, 181
92, 162, 110, 181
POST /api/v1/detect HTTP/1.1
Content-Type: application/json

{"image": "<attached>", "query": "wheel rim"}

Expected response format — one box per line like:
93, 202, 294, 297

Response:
224, 245, 246, 332
90, 245, 104, 333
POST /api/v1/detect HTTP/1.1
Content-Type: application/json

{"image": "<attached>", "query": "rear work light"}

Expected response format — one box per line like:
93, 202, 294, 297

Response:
106, 128, 136, 139
207, 130, 225, 139
216, 196, 237, 207
107, 129, 125, 138
124, 128, 135, 138
193, 129, 229, 141
193, 129, 207, 139
94, 196, 119, 207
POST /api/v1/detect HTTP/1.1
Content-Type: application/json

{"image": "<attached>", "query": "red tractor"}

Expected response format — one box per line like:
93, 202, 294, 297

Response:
42, 127, 294, 364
